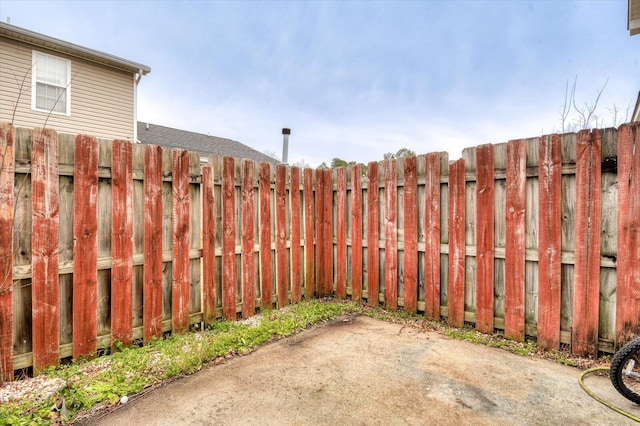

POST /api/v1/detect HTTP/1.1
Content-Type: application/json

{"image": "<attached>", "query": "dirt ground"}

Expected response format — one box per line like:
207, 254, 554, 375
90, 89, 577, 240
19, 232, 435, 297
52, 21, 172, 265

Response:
81, 314, 639, 425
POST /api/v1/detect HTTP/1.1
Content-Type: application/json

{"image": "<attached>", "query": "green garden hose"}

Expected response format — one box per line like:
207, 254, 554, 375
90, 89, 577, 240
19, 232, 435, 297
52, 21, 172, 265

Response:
578, 366, 640, 423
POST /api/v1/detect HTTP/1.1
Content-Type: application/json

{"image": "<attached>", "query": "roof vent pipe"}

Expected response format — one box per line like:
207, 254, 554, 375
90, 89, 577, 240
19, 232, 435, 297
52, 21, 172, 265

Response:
282, 128, 290, 164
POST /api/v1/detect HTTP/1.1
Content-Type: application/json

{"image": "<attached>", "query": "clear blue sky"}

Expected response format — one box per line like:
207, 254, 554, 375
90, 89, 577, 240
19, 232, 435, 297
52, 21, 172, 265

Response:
1, 0, 637, 167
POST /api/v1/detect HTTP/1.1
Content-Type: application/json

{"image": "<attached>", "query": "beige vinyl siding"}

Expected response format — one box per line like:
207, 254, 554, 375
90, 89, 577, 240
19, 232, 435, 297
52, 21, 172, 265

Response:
0, 37, 134, 140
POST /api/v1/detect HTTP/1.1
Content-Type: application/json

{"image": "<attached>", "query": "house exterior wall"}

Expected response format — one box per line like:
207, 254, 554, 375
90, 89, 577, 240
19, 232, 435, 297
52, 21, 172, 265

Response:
0, 36, 134, 140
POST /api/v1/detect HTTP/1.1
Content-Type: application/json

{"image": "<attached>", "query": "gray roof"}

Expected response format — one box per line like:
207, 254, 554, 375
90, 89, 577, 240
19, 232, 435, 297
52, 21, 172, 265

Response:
137, 122, 280, 164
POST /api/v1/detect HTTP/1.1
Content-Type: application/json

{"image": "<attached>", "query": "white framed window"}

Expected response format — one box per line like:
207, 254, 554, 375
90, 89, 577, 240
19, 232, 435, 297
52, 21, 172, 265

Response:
31, 51, 71, 115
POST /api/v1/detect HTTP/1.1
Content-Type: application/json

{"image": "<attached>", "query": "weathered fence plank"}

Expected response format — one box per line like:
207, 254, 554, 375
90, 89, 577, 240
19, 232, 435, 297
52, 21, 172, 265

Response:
241, 160, 256, 317
143, 145, 163, 342
350, 165, 363, 301
403, 156, 417, 313
259, 163, 273, 310
424, 153, 441, 320
303, 168, 315, 299
275, 165, 288, 307
323, 169, 333, 295
537, 134, 562, 350
572, 129, 602, 356
476, 144, 494, 333
222, 157, 236, 319
448, 159, 465, 326
504, 139, 526, 341
202, 165, 216, 325
72, 135, 99, 358
384, 160, 398, 310
31, 128, 59, 371
616, 124, 640, 346
336, 167, 347, 298
111, 140, 133, 348
0, 123, 14, 381
172, 149, 190, 333
367, 161, 379, 306
290, 166, 302, 303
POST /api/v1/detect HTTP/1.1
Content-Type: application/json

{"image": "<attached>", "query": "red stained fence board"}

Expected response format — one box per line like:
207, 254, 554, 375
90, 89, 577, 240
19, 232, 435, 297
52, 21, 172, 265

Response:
275, 165, 288, 307
0, 123, 14, 381
259, 163, 273, 310
367, 162, 379, 306
290, 167, 302, 304
73, 135, 99, 358
350, 165, 363, 302
384, 159, 398, 310
572, 130, 602, 357
475, 145, 494, 334
504, 140, 526, 341
111, 140, 133, 348
304, 168, 315, 299
315, 169, 326, 296
424, 153, 441, 320
447, 159, 465, 327
222, 157, 236, 319
172, 149, 190, 333
31, 128, 60, 371
537, 134, 562, 350
323, 169, 333, 296
241, 160, 256, 317
335, 167, 347, 298
617, 124, 640, 346
144, 145, 164, 343
403, 157, 418, 313
202, 165, 216, 325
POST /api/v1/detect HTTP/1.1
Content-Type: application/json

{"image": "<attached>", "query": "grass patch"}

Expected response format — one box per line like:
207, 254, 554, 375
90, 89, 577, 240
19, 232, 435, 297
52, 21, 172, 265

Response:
0, 299, 350, 425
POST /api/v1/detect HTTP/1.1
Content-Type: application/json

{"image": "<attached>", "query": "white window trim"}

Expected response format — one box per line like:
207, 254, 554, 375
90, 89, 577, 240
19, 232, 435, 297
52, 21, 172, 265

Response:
31, 50, 72, 116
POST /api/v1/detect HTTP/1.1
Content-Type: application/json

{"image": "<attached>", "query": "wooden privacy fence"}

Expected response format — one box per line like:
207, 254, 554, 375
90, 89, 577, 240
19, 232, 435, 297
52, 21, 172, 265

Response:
1, 121, 640, 381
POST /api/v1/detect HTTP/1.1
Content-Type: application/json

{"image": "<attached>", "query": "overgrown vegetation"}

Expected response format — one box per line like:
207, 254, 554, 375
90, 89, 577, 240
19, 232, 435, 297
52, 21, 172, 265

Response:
0, 299, 607, 425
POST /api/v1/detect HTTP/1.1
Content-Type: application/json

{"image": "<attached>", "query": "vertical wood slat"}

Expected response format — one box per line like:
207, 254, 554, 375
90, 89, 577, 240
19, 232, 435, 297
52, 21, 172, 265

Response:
259, 163, 273, 310
111, 140, 134, 348
275, 165, 288, 308
144, 145, 164, 343
617, 123, 640, 346
0, 123, 14, 381
73, 135, 99, 358
172, 149, 190, 333
448, 159, 465, 326
31, 129, 60, 371
424, 153, 441, 320
367, 161, 379, 306
537, 134, 562, 350
315, 169, 325, 296
505, 139, 526, 341
290, 167, 302, 304
241, 160, 256, 317
384, 159, 398, 310
202, 165, 216, 325
403, 156, 417, 313
350, 165, 363, 301
222, 157, 236, 319
475, 144, 494, 333
323, 169, 333, 296
303, 168, 315, 299
335, 167, 347, 298
572, 130, 602, 356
